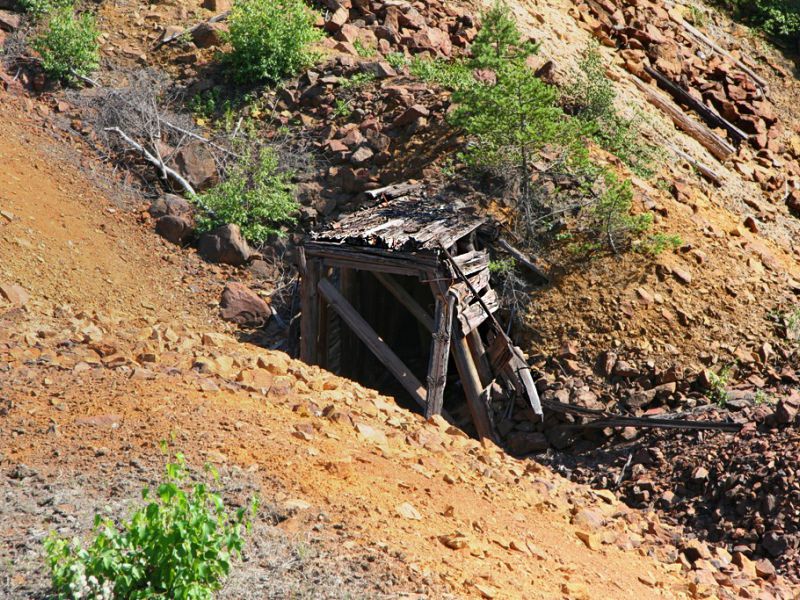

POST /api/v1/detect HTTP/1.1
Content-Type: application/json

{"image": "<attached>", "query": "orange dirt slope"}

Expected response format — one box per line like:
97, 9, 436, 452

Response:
0, 92, 712, 598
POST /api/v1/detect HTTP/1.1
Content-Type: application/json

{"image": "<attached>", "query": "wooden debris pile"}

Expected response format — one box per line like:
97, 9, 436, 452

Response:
299, 184, 541, 442
573, 0, 800, 196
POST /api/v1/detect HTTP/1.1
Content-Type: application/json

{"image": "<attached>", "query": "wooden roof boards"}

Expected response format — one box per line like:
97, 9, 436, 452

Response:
308, 190, 485, 254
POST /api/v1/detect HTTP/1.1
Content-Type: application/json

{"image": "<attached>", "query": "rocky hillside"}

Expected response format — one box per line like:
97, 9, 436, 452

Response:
4, 93, 787, 599
3, 0, 800, 596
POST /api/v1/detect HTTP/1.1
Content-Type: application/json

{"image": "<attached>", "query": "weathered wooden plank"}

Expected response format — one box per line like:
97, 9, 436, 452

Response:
451, 268, 491, 303
451, 328, 495, 441
338, 268, 357, 378
509, 349, 542, 417
300, 258, 321, 364
487, 333, 513, 372
456, 289, 499, 335
496, 238, 550, 283
316, 268, 330, 368
451, 249, 490, 276
373, 272, 435, 333
317, 278, 428, 409
630, 75, 735, 161
362, 181, 423, 200
425, 293, 455, 417
672, 16, 768, 91
304, 243, 439, 276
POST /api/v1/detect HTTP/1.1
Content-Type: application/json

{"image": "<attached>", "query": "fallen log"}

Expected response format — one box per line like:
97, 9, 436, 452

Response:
542, 399, 742, 432
153, 10, 230, 50
496, 238, 550, 284
643, 65, 749, 145
667, 143, 724, 186
629, 75, 736, 161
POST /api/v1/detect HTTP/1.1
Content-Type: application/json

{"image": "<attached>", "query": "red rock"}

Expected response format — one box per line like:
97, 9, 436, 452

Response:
392, 104, 429, 128
201, 0, 229, 11
0, 9, 20, 31
155, 215, 193, 245
219, 282, 270, 326
191, 22, 227, 48
197, 223, 252, 266
174, 142, 218, 191
325, 5, 349, 31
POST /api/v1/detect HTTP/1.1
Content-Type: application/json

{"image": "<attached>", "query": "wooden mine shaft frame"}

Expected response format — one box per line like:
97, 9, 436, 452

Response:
298, 239, 541, 442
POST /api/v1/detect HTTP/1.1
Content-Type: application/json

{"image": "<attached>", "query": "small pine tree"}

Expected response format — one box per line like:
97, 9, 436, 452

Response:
469, 1, 538, 69
450, 1, 583, 208
586, 171, 652, 253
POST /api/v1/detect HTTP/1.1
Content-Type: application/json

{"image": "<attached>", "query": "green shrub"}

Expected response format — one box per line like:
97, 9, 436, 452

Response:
634, 232, 683, 256
226, 0, 322, 85
195, 146, 298, 244
17, 0, 71, 19
385, 51, 408, 70
409, 56, 474, 91
714, 0, 800, 45
706, 366, 732, 407
31, 7, 100, 85
339, 71, 375, 90
44, 454, 257, 600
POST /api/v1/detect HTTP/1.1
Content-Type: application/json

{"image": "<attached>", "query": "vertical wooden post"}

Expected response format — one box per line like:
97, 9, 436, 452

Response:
316, 265, 330, 369
451, 317, 495, 442
339, 267, 356, 377
467, 329, 493, 387
300, 257, 321, 364
425, 292, 455, 418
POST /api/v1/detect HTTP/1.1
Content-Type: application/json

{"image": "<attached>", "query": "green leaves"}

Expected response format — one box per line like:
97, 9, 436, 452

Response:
717, 0, 800, 45
195, 146, 298, 245
226, 0, 322, 85
44, 456, 257, 599
31, 6, 99, 85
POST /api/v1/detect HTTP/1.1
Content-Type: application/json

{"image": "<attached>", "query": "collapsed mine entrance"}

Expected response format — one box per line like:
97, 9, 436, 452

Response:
297, 183, 542, 441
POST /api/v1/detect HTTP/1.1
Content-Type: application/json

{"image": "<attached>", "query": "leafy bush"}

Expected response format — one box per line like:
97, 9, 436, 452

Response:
17, 0, 71, 20
409, 56, 474, 91
195, 146, 298, 244
31, 7, 100, 84
385, 51, 408, 70
634, 232, 683, 256
339, 71, 375, 90
715, 0, 800, 45
226, 0, 322, 85
44, 454, 257, 600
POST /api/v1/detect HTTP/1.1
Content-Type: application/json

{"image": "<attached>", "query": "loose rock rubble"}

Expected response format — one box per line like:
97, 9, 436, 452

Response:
574, 0, 800, 205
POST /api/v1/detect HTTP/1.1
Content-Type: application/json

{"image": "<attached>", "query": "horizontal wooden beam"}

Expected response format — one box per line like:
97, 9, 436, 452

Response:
317, 277, 428, 409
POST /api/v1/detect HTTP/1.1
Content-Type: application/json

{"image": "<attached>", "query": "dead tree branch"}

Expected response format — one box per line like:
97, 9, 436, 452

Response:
104, 127, 196, 196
